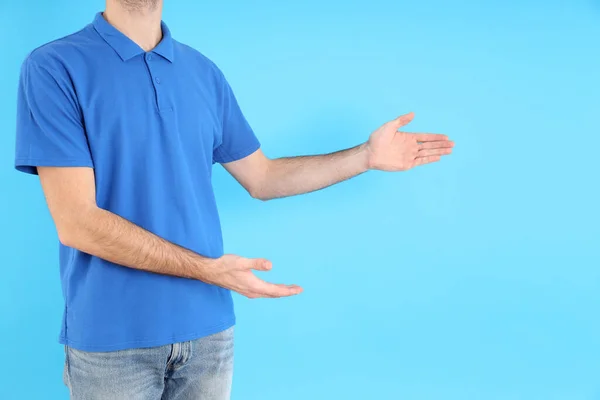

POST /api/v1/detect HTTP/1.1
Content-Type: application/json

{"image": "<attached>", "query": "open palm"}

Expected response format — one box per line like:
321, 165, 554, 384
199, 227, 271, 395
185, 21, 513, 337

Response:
367, 112, 454, 171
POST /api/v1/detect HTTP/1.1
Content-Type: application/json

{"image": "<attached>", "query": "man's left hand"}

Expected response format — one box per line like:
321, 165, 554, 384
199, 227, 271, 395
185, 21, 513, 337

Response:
366, 112, 454, 171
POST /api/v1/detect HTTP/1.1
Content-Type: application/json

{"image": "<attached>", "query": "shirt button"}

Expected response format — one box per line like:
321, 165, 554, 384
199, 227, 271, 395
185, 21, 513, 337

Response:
146, 53, 152, 61
155, 77, 161, 84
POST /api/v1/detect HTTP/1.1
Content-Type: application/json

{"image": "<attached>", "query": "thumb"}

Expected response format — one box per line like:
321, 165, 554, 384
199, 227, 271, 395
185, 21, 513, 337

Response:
393, 112, 415, 128
250, 258, 272, 271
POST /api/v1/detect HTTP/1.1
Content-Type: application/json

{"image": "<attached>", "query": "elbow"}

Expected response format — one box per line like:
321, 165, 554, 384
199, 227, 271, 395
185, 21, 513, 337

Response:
249, 187, 270, 202
58, 232, 76, 249
248, 161, 273, 201
247, 174, 270, 201
55, 208, 95, 249
57, 224, 82, 248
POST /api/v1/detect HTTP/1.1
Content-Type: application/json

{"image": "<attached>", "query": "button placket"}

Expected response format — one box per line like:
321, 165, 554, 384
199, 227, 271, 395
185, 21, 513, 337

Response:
144, 52, 169, 112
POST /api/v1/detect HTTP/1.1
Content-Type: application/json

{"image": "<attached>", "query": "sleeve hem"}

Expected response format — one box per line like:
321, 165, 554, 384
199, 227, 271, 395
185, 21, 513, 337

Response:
214, 142, 261, 164
15, 158, 94, 175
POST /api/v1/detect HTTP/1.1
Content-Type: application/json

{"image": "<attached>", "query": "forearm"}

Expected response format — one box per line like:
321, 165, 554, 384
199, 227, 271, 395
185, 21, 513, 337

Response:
60, 206, 216, 280
257, 143, 370, 200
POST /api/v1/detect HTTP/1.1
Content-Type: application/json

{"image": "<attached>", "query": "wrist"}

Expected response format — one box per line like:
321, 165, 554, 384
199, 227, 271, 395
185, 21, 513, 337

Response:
194, 256, 221, 282
357, 142, 372, 172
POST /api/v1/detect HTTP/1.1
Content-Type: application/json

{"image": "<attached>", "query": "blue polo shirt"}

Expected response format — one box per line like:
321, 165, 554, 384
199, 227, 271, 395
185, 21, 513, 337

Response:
14, 13, 260, 351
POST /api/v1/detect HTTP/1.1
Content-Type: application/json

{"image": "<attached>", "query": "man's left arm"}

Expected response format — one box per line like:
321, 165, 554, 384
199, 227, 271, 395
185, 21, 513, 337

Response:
222, 112, 454, 201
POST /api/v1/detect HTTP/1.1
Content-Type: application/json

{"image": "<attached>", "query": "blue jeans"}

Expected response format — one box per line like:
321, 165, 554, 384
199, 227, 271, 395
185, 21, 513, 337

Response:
63, 327, 234, 400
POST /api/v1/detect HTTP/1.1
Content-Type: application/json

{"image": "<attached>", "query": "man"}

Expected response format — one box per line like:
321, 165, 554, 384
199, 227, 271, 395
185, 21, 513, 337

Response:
14, 0, 453, 398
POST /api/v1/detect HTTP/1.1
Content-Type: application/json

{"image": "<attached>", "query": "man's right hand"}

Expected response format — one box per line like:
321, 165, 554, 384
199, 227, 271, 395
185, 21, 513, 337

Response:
206, 255, 303, 299
37, 166, 302, 298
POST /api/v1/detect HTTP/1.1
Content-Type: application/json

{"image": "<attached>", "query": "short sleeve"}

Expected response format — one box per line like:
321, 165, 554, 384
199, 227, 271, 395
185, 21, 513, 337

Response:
212, 74, 260, 164
14, 56, 93, 175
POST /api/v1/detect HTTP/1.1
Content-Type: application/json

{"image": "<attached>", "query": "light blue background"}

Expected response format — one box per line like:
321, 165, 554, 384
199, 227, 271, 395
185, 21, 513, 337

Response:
1, 0, 599, 399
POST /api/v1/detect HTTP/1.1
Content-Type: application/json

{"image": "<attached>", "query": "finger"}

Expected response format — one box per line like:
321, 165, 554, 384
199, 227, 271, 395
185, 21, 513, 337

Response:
250, 284, 302, 298
413, 133, 449, 142
417, 148, 452, 157
252, 292, 275, 299
413, 156, 441, 166
248, 258, 272, 271
245, 291, 274, 299
256, 281, 303, 298
392, 112, 415, 128
260, 284, 303, 298
418, 141, 454, 150
274, 284, 303, 290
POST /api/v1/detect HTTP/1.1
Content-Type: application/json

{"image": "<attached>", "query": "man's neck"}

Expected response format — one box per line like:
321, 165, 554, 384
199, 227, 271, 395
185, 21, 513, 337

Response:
103, 0, 163, 52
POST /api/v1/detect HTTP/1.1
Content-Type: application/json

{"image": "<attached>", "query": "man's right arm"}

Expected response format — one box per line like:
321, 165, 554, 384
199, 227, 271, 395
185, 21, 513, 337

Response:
38, 166, 302, 299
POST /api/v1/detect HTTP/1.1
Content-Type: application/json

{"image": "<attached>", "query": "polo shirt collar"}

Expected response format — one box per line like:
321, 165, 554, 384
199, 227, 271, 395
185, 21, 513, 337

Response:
92, 12, 174, 63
